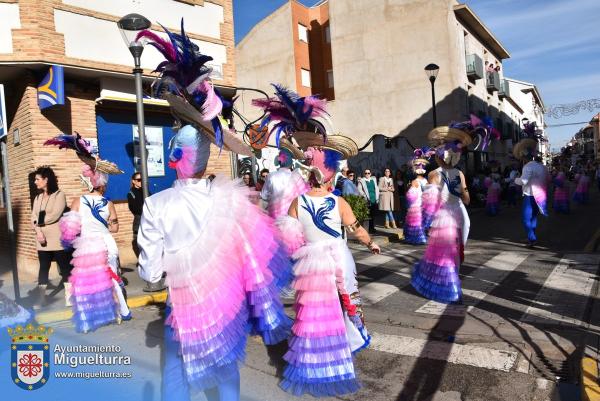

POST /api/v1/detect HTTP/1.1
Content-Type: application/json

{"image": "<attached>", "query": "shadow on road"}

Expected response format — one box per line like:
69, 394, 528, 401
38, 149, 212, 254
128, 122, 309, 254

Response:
396, 308, 466, 401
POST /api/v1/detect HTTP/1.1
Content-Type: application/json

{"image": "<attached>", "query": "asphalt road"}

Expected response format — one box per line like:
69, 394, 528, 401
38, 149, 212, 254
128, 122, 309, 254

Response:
3, 188, 599, 401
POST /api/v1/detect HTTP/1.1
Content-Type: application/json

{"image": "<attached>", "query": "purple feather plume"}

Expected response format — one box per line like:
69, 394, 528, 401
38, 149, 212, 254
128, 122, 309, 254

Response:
140, 19, 214, 102
44, 133, 92, 157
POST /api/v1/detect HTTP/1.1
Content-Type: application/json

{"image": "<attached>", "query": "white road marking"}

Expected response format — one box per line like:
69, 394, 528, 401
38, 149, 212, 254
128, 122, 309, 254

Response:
370, 332, 518, 372
414, 252, 529, 316
521, 254, 600, 326
361, 282, 401, 305
355, 250, 417, 304
359, 254, 395, 267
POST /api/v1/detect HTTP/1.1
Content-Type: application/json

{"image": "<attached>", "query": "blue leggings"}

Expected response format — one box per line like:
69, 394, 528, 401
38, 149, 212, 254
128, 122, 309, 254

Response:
384, 210, 394, 222
522, 195, 539, 242
163, 307, 241, 401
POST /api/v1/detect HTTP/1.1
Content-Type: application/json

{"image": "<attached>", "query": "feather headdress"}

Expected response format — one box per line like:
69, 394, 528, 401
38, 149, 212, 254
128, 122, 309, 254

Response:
252, 84, 330, 148
521, 121, 546, 142
137, 20, 229, 149
445, 114, 500, 152
44, 133, 93, 157
412, 147, 434, 174
44, 133, 123, 175
512, 121, 545, 161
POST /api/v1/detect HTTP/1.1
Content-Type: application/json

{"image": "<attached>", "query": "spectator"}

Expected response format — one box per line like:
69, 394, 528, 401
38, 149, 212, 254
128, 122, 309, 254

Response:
127, 172, 143, 258
30, 166, 71, 307
255, 168, 269, 191
242, 172, 254, 187
335, 168, 360, 196
358, 169, 379, 233
394, 166, 408, 223
347, 170, 357, 185
378, 167, 397, 229
128, 172, 163, 292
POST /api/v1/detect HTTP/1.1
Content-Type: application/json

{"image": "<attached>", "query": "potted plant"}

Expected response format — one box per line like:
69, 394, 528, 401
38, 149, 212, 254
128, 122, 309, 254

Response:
343, 194, 370, 230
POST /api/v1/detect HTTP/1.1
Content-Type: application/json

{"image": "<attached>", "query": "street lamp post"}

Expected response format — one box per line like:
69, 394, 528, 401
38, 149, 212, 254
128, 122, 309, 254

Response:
424, 63, 440, 128
118, 13, 152, 199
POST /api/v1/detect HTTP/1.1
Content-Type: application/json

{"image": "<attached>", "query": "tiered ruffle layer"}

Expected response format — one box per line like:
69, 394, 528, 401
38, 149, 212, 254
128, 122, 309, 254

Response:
412, 203, 462, 304
281, 240, 362, 397
163, 177, 292, 391
68, 235, 118, 332
404, 187, 426, 244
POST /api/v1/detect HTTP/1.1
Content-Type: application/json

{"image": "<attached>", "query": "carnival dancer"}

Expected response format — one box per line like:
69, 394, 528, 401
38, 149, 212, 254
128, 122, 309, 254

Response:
484, 177, 501, 216
136, 23, 291, 401
484, 161, 501, 216
253, 85, 334, 292
260, 146, 309, 294
404, 148, 434, 244
573, 173, 590, 204
553, 171, 570, 214
514, 122, 548, 248
45, 133, 131, 332
411, 124, 471, 304
260, 144, 308, 220
275, 131, 379, 396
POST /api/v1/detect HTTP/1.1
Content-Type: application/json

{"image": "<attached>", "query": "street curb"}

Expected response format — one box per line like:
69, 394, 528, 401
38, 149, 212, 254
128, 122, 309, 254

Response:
582, 357, 600, 401
35, 291, 168, 325
581, 252, 600, 401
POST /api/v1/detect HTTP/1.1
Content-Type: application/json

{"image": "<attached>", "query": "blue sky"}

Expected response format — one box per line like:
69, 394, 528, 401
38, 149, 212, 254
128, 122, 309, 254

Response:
233, 0, 600, 151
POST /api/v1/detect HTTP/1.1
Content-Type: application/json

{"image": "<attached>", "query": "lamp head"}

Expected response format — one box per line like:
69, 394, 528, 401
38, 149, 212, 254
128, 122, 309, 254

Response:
117, 13, 151, 49
424, 63, 440, 82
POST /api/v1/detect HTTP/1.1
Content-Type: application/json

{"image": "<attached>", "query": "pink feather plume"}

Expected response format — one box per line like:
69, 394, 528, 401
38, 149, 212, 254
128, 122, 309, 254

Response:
303, 96, 328, 118
198, 80, 222, 121
136, 30, 177, 63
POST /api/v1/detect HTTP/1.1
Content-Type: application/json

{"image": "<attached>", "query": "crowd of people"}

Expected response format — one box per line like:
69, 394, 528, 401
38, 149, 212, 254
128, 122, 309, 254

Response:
19, 22, 597, 401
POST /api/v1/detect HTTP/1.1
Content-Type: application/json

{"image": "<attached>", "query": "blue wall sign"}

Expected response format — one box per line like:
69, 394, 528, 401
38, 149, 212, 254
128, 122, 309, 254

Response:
37, 65, 65, 110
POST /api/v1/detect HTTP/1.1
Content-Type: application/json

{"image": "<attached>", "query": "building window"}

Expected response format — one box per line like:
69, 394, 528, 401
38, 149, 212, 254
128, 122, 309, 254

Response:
298, 24, 308, 43
327, 70, 334, 88
324, 26, 331, 43
301, 69, 311, 87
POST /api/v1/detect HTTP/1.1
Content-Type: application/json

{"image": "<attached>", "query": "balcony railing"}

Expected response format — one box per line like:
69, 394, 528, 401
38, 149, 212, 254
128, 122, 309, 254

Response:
466, 54, 483, 80
487, 71, 500, 92
499, 79, 510, 99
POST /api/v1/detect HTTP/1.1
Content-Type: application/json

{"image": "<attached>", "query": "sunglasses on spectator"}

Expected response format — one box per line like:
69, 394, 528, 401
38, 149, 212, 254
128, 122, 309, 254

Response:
364, 172, 371, 175
133, 178, 142, 182
261, 174, 268, 178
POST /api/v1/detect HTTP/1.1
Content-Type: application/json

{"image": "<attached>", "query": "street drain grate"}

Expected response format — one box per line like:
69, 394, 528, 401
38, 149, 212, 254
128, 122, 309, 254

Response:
529, 352, 579, 384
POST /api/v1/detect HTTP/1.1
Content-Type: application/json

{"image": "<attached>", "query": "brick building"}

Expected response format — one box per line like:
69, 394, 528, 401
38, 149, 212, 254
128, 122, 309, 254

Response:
0, 0, 236, 280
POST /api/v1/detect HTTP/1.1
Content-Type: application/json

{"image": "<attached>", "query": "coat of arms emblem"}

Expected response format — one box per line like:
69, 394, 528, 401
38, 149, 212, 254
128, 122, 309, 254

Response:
8, 324, 53, 390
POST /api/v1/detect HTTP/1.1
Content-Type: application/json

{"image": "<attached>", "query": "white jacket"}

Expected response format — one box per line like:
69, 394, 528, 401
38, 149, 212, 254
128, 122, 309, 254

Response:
515, 161, 547, 196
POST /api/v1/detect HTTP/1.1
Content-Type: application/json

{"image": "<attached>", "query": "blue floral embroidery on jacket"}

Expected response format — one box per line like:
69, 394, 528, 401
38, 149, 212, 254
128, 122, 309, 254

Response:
301, 195, 340, 238
441, 172, 462, 198
82, 196, 109, 228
